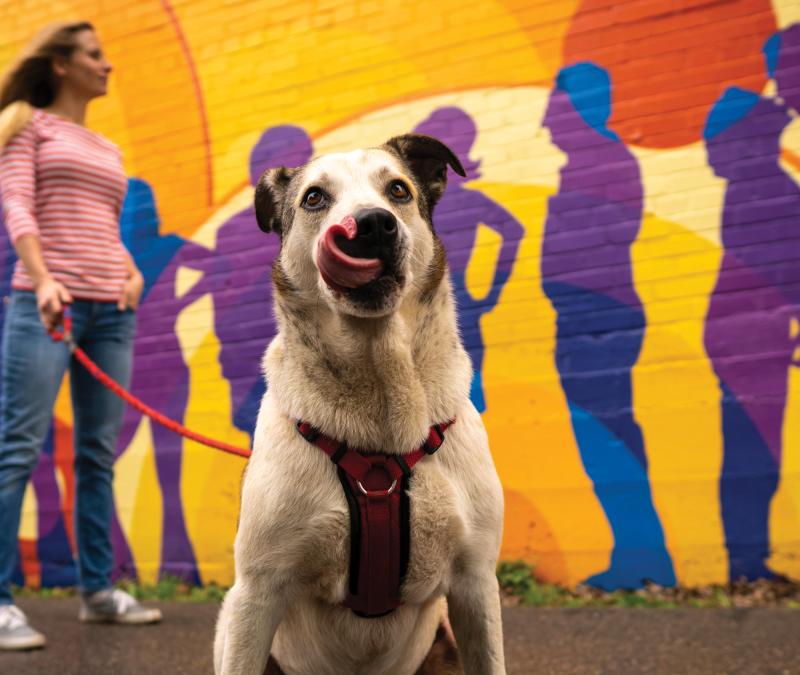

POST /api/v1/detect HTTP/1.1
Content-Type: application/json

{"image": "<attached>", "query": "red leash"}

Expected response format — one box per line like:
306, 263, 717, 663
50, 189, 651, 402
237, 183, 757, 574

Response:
49, 307, 252, 459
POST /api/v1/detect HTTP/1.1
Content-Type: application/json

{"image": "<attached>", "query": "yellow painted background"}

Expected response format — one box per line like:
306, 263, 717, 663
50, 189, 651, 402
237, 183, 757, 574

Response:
4, 0, 799, 588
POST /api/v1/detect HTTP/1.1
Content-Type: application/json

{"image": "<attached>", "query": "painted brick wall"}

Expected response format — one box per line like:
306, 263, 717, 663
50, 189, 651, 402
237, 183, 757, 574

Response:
0, 0, 799, 590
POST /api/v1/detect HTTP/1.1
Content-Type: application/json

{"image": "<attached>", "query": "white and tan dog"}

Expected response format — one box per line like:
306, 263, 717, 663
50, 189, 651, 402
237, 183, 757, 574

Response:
213, 134, 506, 675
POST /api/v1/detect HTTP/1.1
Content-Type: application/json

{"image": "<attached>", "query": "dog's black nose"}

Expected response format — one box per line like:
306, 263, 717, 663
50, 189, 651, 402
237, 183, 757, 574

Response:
354, 208, 397, 244
336, 208, 398, 261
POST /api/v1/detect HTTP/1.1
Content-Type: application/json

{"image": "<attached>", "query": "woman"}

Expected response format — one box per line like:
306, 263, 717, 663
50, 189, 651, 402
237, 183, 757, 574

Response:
0, 22, 161, 651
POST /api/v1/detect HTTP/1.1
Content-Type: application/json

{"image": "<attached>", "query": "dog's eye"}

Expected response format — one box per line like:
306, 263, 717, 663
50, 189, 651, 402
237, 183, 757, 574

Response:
388, 180, 411, 202
302, 188, 328, 210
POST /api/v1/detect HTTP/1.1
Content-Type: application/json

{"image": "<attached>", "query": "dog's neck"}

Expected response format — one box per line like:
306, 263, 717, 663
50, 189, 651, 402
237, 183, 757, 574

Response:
263, 265, 472, 454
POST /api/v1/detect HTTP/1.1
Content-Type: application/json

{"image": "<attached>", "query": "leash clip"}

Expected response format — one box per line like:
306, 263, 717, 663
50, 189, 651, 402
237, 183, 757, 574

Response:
49, 305, 73, 345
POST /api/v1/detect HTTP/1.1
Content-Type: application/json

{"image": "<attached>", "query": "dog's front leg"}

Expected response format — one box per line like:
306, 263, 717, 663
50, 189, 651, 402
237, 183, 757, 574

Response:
447, 567, 506, 675
216, 579, 288, 675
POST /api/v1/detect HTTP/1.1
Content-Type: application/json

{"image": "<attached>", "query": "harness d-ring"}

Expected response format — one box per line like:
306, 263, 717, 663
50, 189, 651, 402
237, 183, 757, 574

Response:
357, 478, 398, 497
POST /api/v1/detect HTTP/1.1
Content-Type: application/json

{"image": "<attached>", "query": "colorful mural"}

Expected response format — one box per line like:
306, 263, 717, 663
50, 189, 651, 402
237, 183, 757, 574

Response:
1, 0, 799, 591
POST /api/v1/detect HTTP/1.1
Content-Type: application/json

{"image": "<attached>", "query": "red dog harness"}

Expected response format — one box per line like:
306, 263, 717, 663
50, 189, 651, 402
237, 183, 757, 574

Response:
296, 420, 453, 618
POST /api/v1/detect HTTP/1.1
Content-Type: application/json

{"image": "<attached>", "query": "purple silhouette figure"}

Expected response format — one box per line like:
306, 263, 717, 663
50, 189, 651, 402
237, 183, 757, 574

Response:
112, 202, 221, 584
111, 127, 312, 583
0, 201, 13, 307
703, 87, 800, 581
210, 126, 313, 437
413, 107, 523, 412
541, 63, 674, 590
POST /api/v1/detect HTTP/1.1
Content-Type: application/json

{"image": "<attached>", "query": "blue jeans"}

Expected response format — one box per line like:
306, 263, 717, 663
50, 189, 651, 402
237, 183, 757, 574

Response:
0, 291, 135, 604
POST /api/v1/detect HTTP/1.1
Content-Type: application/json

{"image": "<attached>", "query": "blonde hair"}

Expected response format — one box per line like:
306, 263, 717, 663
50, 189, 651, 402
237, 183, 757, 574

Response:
0, 21, 93, 151
0, 101, 34, 151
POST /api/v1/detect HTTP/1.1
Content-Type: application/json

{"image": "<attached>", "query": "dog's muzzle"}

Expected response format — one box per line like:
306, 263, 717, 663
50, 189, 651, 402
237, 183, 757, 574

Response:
317, 209, 401, 293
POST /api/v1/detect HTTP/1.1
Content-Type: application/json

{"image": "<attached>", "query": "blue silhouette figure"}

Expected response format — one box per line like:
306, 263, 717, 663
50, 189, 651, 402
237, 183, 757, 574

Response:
120, 178, 184, 300
541, 63, 675, 590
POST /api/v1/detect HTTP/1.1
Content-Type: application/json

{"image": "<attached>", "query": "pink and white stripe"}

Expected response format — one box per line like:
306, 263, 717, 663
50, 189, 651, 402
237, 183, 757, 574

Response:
0, 109, 129, 302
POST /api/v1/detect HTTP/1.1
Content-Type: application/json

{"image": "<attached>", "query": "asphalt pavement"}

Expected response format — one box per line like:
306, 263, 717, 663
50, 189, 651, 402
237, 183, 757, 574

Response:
1, 598, 798, 674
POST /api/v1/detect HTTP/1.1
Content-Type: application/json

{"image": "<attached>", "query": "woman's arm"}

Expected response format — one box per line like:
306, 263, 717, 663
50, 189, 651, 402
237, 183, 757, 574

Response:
117, 249, 144, 311
0, 121, 73, 329
13, 232, 50, 287
13, 234, 73, 330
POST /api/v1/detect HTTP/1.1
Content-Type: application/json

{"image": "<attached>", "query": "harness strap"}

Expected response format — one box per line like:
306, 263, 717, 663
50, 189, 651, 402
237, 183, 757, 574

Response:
296, 419, 453, 618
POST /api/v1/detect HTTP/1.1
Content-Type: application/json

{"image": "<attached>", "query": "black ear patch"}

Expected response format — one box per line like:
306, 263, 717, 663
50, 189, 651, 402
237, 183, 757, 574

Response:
254, 167, 294, 235
383, 134, 466, 208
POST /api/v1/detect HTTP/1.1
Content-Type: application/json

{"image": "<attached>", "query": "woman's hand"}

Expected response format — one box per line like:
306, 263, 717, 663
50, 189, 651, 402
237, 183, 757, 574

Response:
35, 276, 73, 332
118, 269, 144, 311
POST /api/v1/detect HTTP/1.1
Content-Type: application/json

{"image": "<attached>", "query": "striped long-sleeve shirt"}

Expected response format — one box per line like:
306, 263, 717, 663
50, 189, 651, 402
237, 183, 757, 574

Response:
0, 109, 130, 301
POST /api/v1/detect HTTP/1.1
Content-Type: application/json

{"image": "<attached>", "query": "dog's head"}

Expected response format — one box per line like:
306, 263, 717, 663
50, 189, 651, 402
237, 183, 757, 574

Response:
255, 134, 465, 317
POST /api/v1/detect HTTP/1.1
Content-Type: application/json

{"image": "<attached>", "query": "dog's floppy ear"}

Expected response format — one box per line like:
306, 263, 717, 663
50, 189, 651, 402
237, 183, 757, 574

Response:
383, 134, 466, 207
254, 167, 295, 235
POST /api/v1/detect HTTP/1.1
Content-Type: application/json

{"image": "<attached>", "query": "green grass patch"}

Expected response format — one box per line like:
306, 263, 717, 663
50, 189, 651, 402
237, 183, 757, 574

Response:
496, 560, 800, 609
14, 576, 227, 603
116, 577, 227, 603
497, 560, 677, 608
13, 561, 800, 608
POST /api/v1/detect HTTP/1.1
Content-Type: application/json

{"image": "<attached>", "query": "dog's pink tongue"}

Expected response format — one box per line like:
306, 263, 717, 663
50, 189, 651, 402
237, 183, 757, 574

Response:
317, 216, 383, 290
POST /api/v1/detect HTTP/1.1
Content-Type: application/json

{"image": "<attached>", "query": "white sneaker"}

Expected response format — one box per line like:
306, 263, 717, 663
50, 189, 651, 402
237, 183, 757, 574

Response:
0, 605, 46, 650
79, 588, 162, 624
